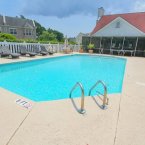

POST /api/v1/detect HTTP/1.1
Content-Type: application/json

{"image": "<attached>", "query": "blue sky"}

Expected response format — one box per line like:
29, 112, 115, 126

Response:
0, 0, 145, 37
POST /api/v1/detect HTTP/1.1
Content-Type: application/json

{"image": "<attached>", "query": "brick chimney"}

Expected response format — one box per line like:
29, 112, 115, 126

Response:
98, 7, 105, 20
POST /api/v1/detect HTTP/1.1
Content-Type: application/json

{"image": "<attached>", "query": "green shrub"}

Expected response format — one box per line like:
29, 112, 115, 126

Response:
0, 32, 73, 45
0, 38, 4, 42
69, 41, 77, 45
87, 43, 95, 49
25, 39, 38, 43
0, 33, 16, 41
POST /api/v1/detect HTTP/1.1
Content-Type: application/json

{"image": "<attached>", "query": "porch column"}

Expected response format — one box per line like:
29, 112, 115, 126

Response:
100, 37, 102, 48
110, 37, 113, 54
90, 37, 92, 44
110, 37, 113, 49
134, 37, 138, 56
122, 37, 125, 50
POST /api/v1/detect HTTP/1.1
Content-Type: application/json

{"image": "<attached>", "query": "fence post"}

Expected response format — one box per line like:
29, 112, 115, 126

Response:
38, 42, 40, 51
57, 43, 59, 52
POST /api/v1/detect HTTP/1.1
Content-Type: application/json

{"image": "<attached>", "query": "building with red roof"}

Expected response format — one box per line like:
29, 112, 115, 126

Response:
82, 8, 145, 56
91, 12, 145, 37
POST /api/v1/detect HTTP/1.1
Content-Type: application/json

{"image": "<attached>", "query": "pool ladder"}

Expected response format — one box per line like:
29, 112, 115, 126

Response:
70, 82, 86, 114
69, 80, 109, 114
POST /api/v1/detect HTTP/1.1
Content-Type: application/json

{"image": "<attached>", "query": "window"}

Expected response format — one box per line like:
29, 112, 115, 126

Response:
24, 29, 32, 36
116, 21, 121, 28
9, 28, 17, 34
4, 27, 8, 33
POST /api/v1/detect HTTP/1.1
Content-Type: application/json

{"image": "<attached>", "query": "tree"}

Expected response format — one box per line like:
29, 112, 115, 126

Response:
47, 28, 64, 42
20, 15, 26, 19
34, 21, 46, 37
38, 31, 57, 41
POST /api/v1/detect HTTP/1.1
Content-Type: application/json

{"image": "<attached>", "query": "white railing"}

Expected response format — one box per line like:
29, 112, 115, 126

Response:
0, 41, 81, 53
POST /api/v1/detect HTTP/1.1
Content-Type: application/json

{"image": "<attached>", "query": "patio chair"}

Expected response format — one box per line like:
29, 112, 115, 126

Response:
122, 43, 135, 56
0, 45, 20, 58
19, 45, 37, 57
34, 45, 48, 56
110, 43, 123, 55
40, 45, 54, 55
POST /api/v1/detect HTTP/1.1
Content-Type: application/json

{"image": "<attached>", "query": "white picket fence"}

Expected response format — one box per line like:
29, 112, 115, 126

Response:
0, 41, 81, 53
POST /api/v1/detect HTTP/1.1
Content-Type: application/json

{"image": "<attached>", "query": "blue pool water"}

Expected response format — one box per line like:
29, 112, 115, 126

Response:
0, 55, 126, 102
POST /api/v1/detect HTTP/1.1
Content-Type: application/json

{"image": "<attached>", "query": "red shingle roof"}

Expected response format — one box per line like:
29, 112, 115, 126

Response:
91, 12, 145, 35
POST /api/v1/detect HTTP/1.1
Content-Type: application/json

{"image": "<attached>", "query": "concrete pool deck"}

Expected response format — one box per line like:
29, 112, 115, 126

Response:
0, 53, 145, 145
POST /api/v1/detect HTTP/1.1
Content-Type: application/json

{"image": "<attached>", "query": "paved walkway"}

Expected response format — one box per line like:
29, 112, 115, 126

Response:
0, 54, 145, 145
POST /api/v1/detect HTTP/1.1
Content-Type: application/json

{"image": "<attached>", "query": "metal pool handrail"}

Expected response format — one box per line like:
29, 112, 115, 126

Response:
69, 82, 86, 114
89, 80, 109, 109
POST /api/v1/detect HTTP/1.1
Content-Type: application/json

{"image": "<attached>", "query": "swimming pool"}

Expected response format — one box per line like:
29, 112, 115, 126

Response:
0, 55, 126, 102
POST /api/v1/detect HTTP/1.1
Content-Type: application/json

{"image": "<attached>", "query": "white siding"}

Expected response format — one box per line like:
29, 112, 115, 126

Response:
93, 17, 145, 37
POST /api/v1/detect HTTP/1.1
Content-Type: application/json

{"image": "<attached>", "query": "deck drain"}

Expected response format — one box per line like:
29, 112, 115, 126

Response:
15, 99, 32, 109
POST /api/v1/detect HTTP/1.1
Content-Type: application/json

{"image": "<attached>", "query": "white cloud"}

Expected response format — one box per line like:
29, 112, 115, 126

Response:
133, 0, 145, 12
105, 7, 123, 15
